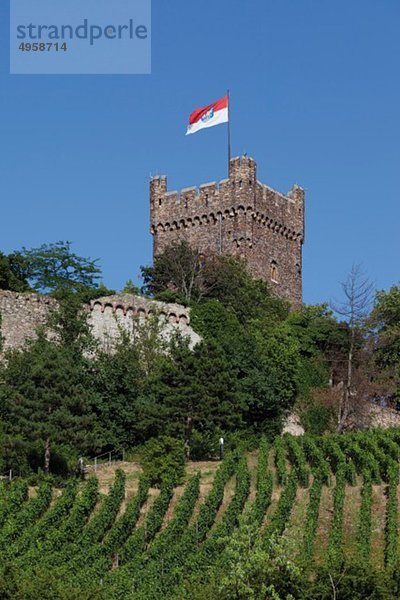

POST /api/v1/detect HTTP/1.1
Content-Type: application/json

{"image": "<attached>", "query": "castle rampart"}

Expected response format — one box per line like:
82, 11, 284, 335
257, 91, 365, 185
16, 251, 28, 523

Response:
0, 291, 57, 352
88, 294, 200, 350
150, 156, 304, 307
0, 291, 200, 354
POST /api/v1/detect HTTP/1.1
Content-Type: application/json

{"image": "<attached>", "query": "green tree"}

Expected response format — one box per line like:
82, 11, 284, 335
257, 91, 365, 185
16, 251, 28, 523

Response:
0, 251, 30, 292
372, 284, 400, 368
94, 333, 146, 449
0, 334, 101, 473
201, 255, 289, 324
150, 338, 243, 457
140, 435, 185, 486
286, 304, 348, 395
286, 305, 351, 434
0, 297, 102, 474
78, 282, 116, 303
371, 284, 400, 397
193, 301, 300, 437
93, 313, 172, 449
141, 241, 205, 304
121, 279, 140, 295
47, 293, 97, 351
247, 321, 301, 435
141, 243, 289, 324
21, 241, 101, 299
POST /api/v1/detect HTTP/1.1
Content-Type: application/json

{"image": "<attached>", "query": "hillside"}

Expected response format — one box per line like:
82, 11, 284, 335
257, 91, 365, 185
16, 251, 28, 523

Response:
1, 429, 400, 599
90, 446, 393, 573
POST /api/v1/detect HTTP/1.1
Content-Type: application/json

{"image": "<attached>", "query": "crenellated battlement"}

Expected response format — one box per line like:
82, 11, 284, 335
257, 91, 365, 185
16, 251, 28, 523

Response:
0, 291, 200, 354
151, 157, 304, 237
150, 155, 305, 308
89, 294, 191, 326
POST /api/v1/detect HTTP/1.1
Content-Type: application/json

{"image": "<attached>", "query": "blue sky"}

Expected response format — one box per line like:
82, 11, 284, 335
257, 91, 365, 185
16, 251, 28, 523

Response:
1, 0, 399, 305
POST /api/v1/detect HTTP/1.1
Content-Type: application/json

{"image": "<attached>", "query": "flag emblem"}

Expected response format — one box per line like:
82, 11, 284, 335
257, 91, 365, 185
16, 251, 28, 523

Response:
201, 108, 214, 122
186, 95, 229, 135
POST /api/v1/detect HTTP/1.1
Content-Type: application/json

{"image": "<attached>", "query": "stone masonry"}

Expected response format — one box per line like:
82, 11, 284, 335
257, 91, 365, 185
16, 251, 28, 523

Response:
88, 294, 200, 350
0, 291, 200, 354
0, 291, 57, 352
150, 156, 305, 307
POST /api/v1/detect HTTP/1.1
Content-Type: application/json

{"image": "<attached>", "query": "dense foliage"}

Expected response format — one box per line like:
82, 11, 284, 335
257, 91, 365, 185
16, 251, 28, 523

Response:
140, 436, 185, 486
1, 242, 400, 476
0, 252, 30, 293
0, 242, 337, 474
1, 430, 400, 598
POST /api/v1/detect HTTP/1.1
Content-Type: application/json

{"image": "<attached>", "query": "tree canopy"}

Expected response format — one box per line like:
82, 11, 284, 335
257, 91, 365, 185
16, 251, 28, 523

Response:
0, 251, 30, 292
1, 240, 399, 474
20, 241, 102, 299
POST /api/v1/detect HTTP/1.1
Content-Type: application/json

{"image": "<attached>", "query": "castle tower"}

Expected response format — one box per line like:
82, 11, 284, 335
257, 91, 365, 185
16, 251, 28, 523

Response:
150, 156, 304, 308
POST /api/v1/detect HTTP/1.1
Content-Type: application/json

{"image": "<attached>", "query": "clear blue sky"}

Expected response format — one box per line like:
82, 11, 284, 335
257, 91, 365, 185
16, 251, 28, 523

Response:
1, 0, 399, 304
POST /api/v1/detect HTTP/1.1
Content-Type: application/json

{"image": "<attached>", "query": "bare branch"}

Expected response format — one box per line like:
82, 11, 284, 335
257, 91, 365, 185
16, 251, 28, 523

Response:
331, 264, 374, 325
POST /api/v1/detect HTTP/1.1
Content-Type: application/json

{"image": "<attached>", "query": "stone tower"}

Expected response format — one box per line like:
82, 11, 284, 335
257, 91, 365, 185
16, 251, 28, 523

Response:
150, 156, 304, 307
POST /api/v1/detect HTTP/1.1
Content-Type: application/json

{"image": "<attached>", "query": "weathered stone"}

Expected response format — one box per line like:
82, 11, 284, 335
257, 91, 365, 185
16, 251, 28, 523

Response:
282, 413, 305, 436
348, 402, 400, 431
0, 291, 57, 352
88, 294, 201, 350
150, 156, 304, 308
0, 291, 200, 354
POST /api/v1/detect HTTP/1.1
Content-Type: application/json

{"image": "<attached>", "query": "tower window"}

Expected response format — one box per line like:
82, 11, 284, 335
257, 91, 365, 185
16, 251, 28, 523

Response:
271, 261, 279, 283
158, 198, 162, 206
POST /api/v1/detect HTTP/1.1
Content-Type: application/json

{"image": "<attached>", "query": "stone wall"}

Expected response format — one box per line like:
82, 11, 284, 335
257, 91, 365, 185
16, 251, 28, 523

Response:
353, 402, 400, 430
281, 404, 400, 436
88, 294, 201, 350
282, 413, 305, 436
0, 291, 56, 352
150, 155, 304, 308
0, 290, 200, 354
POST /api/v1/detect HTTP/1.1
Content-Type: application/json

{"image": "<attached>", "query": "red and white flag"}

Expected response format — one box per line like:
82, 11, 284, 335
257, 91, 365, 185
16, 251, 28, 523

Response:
186, 95, 229, 135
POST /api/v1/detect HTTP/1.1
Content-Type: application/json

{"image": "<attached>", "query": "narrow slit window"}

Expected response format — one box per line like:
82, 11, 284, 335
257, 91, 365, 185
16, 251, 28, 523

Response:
271, 261, 279, 283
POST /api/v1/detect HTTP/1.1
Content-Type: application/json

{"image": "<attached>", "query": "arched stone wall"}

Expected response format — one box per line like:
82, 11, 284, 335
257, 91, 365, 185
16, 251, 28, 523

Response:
0, 291, 200, 355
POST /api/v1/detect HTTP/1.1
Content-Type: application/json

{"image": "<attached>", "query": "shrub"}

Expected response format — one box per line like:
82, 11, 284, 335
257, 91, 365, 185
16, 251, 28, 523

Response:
224, 430, 258, 453
189, 430, 218, 460
301, 403, 334, 435
140, 436, 185, 487
274, 436, 287, 485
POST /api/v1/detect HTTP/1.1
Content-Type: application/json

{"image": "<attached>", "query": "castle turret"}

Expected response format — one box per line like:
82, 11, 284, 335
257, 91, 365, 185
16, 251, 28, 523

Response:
150, 156, 304, 308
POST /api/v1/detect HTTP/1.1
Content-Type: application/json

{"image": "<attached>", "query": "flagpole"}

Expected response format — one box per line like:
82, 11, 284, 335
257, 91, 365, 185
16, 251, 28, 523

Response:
227, 89, 231, 176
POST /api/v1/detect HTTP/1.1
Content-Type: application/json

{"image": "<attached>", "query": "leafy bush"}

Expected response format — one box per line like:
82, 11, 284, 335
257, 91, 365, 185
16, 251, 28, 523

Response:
303, 435, 331, 484
263, 470, 298, 539
384, 464, 399, 570
302, 477, 323, 561
285, 435, 310, 487
327, 466, 346, 569
251, 437, 273, 525
224, 430, 258, 453
300, 403, 334, 435
140, 436, 185, 487
274, 436, 287, 485
357, 469, 372, 562
188, 429, 218, 460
